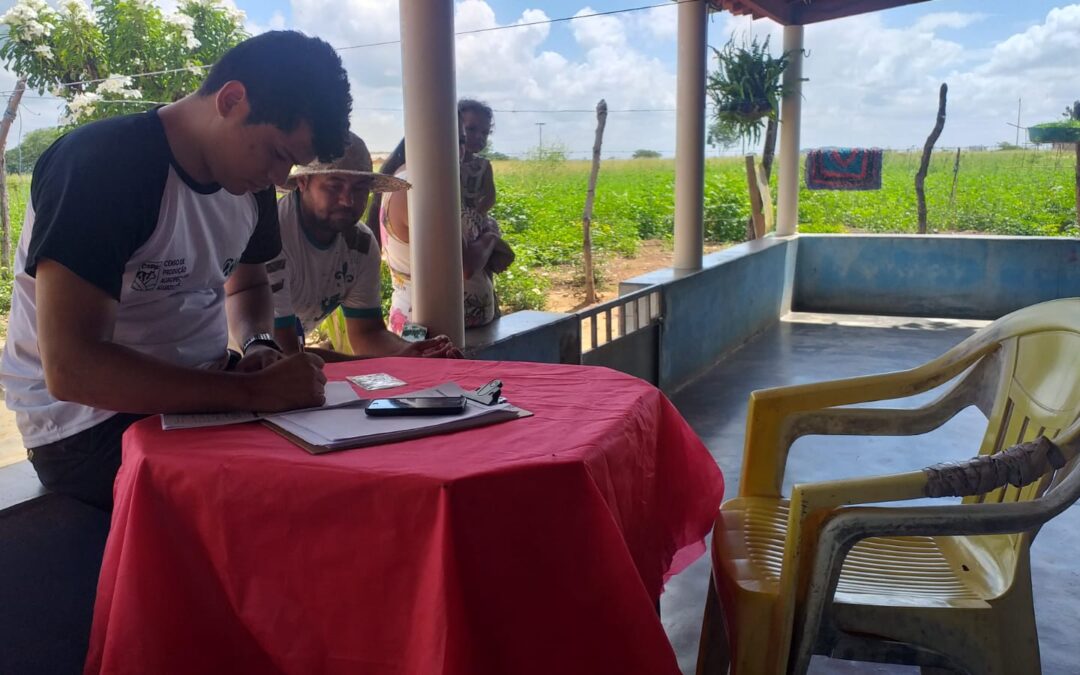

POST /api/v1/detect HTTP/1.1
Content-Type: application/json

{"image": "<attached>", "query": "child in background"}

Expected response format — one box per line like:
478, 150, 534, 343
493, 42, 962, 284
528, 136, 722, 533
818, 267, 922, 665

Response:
458, 99, 514, 322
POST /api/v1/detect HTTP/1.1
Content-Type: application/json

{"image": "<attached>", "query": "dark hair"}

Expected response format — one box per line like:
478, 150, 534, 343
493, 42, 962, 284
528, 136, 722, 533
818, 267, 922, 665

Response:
457, 98, 493, 125
366, 138, 406, 245
199, 31, 352, 162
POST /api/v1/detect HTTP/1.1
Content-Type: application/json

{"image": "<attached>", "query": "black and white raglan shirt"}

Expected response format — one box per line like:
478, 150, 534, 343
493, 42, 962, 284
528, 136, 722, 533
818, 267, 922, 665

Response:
0, 108, 280, 448
266, 190, 382, 337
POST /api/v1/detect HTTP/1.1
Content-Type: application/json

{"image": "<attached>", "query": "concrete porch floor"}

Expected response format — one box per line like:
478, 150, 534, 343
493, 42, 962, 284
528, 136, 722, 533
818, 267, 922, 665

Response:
663, 312, 1080, 675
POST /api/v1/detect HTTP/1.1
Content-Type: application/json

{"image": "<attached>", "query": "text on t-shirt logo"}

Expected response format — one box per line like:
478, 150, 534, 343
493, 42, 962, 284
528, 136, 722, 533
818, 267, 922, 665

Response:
222, 257, 237, 278
131, 258, 190, 292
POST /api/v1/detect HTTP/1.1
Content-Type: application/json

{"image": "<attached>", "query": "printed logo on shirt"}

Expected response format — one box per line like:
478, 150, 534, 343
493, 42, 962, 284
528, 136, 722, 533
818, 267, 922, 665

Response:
131, 258, 190, 292
334, 262, 354, 284
222, 257, 237, 278
131, 261, 163, 291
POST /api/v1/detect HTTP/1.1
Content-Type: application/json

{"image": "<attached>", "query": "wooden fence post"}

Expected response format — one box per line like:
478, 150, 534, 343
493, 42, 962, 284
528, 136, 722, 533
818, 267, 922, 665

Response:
581, 99, 607, 305
915, 83, 947, 234
0, 78, 27, 270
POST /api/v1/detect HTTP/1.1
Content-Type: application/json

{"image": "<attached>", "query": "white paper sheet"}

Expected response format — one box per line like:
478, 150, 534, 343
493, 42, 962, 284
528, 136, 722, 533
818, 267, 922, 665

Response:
161, 381, 362, 430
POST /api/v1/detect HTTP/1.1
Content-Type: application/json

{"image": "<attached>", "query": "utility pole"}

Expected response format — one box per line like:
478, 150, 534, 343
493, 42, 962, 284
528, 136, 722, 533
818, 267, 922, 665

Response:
1016, 98, 1021, 147
535, 122, 545, 151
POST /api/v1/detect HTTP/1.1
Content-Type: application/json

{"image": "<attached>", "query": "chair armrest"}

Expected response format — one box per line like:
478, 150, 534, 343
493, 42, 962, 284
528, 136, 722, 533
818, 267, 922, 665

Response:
739, 341, 1000, 497
786, 436, 1071, 570
787, 435, 1080, 675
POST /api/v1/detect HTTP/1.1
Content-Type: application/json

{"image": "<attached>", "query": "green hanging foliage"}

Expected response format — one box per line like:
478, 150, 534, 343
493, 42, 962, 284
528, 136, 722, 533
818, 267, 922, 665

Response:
706, 35, 794, 144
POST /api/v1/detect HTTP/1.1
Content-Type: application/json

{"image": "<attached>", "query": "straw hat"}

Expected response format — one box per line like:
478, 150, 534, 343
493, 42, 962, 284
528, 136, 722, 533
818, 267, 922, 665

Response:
283, 132, 410, 192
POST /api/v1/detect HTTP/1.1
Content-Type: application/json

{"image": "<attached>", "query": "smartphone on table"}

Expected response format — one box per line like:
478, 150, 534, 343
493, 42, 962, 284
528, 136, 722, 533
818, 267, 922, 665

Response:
365, 395, 467, 417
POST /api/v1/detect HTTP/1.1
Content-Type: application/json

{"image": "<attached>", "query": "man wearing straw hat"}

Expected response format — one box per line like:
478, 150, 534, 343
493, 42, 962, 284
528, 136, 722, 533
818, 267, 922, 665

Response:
269, 132, 462, 359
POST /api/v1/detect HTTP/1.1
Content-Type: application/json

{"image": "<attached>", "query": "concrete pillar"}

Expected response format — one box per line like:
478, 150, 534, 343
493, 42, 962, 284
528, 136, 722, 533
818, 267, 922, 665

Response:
673, 0, 707, 271
399, 0, 465, 344
776, 24, 804, 237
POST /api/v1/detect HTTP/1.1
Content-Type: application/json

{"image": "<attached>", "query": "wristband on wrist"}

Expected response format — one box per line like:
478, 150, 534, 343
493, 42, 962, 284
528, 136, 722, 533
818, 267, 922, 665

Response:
241, 333, 282, 354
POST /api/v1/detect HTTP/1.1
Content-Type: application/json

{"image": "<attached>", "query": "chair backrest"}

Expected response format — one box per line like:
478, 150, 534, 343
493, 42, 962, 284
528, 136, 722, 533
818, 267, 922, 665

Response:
950, 300, 1080, 583
968, 325, 1080, 507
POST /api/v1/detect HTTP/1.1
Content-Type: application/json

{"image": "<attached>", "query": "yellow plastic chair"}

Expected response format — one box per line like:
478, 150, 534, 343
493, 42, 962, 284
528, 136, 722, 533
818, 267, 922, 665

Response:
697, 297, 1080, 675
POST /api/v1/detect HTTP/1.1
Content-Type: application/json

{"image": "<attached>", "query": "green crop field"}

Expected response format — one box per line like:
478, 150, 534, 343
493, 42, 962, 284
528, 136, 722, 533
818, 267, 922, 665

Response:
487, 149, 1077, 310
1, 149, 1075, 316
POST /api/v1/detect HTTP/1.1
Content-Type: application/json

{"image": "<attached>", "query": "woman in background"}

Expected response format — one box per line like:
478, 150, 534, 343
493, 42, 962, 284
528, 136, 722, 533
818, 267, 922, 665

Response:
370, 100, 513, 334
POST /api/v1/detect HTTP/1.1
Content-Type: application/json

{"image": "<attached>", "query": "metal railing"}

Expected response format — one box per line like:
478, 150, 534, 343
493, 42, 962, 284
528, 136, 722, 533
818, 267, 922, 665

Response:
576, 286, 663, 354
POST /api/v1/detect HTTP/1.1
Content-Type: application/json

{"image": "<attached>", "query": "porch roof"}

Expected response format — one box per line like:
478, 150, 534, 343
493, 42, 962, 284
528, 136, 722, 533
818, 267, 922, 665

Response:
706, 0, 933, 25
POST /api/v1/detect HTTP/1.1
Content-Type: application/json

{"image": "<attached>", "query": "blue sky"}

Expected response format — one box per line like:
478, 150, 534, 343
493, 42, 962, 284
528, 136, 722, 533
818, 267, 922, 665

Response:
3, 1, 1080, 157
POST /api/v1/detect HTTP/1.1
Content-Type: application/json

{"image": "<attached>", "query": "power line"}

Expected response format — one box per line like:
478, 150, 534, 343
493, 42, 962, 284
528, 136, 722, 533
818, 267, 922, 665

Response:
0, 0, 701, 97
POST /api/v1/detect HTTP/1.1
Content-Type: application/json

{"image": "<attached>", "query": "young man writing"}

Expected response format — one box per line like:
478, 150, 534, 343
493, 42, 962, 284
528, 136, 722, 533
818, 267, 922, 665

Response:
269, 132, 462, 360
0, 30, 352, 509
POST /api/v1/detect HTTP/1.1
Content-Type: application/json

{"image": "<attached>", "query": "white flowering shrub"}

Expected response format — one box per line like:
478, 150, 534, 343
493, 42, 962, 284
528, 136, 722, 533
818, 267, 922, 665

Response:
0, 0, 247, 126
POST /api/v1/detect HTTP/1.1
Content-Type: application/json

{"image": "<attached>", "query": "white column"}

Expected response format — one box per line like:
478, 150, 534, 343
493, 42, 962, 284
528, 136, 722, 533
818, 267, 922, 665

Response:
399, 0, 465, 345
673, 0, 707, 271
776, 25, 804, 237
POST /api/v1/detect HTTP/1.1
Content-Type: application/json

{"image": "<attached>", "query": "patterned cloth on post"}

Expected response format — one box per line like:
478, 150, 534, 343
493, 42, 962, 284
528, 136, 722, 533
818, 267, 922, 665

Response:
805, 147, 883, 190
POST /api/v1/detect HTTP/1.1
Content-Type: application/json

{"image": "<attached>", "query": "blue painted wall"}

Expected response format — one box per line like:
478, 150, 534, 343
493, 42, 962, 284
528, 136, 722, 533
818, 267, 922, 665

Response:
467, 311, 581, 364
625, 238, 794, 392
794, 235, 1080, 319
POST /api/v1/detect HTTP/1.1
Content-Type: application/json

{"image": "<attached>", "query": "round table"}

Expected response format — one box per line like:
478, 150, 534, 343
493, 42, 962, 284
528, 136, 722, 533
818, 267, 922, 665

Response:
86, 358, 724, 675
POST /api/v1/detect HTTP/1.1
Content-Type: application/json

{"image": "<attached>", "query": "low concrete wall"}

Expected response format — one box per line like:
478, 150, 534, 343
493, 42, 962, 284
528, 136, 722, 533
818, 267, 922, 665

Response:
794, 234, 1080, 319
464, 310, 581, 364
622, 237, 796, 392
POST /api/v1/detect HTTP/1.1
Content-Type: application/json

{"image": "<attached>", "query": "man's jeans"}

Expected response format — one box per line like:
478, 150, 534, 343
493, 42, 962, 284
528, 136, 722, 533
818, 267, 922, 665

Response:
27, 413, 148, 511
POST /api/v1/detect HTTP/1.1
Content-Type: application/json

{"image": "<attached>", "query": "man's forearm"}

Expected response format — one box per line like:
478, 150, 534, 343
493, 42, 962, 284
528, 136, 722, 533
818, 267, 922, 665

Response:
44, 340, 257, 414
349, 328, 410, 358
225, 266, 275, 347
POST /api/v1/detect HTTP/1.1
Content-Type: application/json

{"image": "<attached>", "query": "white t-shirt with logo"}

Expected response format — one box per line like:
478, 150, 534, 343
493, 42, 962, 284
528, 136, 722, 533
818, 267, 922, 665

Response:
267, 190, 382, 336
0, 108, 280, 447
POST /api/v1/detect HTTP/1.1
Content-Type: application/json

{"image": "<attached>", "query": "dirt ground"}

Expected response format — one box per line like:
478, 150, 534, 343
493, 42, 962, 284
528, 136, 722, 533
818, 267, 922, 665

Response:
0, 239, 726, 467
543, 239, 728, 313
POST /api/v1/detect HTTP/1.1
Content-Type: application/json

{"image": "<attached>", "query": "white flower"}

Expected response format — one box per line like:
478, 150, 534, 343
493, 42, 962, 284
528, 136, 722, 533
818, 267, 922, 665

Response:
96, 76, 142, 99
59, 0, 92, 22
182, 30, 200, 50
166, 13, 194, 30
22, 19, 47, 39
96, 75, 132, 95
65, 91, 101, 123
32, 44, 52, 59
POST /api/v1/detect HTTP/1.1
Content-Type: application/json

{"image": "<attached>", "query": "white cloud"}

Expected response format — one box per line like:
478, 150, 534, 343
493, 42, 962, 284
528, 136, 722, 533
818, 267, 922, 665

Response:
914, 12, 987, 32
751, 5, 1080, 150
633, 5, 677, 43
570, 6, 626, 50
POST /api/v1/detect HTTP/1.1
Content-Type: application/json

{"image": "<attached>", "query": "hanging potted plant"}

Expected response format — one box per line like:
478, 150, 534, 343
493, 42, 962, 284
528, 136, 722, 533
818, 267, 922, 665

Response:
1028, 101, 1080, 144
706, 35, 794, 143
1028, 100, 1080, 231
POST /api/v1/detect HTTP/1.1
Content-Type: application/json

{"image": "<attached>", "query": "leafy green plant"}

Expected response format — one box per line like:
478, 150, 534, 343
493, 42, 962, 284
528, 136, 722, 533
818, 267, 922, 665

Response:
5, 126, 63, 174
525, 142, 568, 164
495, 257, 548, 312
0, 267, 14, 315
0, 0, 247, 127
1028, 120, 1080, 144
706, 35, 793, 144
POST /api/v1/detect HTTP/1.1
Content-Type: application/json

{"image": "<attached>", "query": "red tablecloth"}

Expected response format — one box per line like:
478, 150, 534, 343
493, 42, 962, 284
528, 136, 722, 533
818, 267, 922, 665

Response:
86, 359, 724, 675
